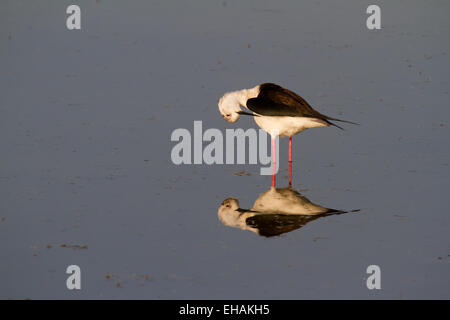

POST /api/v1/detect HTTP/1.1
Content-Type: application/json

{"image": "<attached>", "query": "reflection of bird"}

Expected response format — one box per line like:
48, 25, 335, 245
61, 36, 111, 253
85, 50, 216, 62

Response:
218, 186, 347, 237
218, 83, 357, 186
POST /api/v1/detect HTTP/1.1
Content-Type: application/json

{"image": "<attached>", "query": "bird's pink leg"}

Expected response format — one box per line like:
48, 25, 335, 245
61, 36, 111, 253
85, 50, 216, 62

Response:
289, 136, 292, 187
272, 136, 276, 188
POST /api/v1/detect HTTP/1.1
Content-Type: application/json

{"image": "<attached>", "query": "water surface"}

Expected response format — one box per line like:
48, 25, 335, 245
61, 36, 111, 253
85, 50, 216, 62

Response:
1, 0, 449, 299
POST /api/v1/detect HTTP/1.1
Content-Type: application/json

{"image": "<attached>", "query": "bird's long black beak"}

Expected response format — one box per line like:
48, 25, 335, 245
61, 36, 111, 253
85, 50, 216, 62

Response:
237, 110, 258, 117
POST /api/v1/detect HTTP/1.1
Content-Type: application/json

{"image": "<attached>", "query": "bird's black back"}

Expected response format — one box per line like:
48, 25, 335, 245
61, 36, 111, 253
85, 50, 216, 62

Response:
245, 83, 358, 129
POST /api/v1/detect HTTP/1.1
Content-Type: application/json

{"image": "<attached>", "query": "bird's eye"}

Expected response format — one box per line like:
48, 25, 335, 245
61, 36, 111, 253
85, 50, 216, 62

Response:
226, 114, 231, 117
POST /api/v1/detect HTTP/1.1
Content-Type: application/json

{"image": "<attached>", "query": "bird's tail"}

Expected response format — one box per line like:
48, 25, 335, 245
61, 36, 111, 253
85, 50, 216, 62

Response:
324, 120, 344, 130
324, 116, 359, 130
326, 116, 360, 125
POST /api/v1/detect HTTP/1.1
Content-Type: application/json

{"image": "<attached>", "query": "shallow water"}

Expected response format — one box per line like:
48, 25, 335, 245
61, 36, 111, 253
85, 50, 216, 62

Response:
1, 0, 449, 299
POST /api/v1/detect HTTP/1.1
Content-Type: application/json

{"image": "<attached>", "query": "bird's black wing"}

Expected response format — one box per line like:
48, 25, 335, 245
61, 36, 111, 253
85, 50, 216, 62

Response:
246, 83, 358, 127
246, 83, 325, 118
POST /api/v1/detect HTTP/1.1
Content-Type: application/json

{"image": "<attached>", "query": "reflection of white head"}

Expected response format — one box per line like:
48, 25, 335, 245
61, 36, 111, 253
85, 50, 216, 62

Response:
217, 198, 243, 227
218, 93, 242, 123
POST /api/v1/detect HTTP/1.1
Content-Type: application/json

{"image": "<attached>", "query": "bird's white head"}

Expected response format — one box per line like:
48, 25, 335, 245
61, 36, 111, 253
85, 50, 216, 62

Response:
218, 92, 242, 123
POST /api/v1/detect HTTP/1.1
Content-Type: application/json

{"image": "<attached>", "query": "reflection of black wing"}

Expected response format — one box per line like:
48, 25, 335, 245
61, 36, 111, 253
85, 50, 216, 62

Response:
246, 209, 346, 237
245, 214, 324, 237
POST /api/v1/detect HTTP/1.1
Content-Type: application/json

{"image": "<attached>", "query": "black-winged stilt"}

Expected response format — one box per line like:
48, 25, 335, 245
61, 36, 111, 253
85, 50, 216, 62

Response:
218, 83, 357, 186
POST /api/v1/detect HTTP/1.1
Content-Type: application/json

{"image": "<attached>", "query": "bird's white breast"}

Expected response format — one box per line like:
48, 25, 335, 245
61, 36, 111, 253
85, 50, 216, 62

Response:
254, 116, 328, 137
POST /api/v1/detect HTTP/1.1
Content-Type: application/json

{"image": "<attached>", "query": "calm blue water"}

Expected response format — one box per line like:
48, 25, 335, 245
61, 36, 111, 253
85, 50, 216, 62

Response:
1, 0, 449, 299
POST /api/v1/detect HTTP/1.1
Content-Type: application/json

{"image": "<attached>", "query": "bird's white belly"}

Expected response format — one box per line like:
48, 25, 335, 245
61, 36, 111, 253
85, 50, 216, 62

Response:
254, 116, 328, 137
